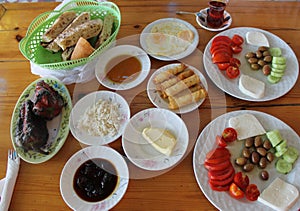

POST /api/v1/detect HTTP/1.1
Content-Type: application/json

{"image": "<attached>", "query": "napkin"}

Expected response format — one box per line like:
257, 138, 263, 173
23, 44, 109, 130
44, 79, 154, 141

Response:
0, 153, 20, 211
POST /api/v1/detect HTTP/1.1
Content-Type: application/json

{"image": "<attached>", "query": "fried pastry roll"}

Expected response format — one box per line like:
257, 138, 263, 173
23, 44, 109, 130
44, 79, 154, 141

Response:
154, 63, 186, 84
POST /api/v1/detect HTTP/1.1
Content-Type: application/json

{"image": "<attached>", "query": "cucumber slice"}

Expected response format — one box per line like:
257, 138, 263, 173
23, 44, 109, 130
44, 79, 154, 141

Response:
283, 146, 299, 164
276, 158, 293, 174
266, 130, 283, 147
275, 147, 288, 157
269, 47, 282, 57
275, 140, 287, 152
272, 56, 286, 65
271, 67, 285, 73
270, 71, 284, 78
272, 63, 286, 70
267, 75, 281, 84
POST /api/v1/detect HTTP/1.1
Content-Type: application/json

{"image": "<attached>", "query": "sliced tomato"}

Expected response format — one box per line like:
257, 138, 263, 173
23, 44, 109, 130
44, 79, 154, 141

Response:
226, 66, 240, 79
245, 184, 260, 201
231, 45, 243, 54
231, 34, 244, 46
229, 58, 241, 68
204, 159, 231, 171
233, 172, 249, 191
212, 35, 232, 45
205, 153, 230, 164
222, 127, 238, 142
212, 52, 231, 64
205, 147, 230, 160
216, 135, 227, 147
208, 164, 234, 181
211, 46, 232, 57
210, 44, 231, 54
209, 172, 234, 187
229, 182, 245, 199
217, 62, 230, 71
209, 182, 230, 192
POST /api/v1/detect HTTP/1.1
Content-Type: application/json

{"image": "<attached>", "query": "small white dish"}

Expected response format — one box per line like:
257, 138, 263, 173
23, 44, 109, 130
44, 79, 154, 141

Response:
69, 91, 130, 146
147, 63, 208, 114
95, 45, 151, 90
196, 7, 232, 32
60, 146, 129, 211
140, 18, 199, 61
122, 108, 189, 171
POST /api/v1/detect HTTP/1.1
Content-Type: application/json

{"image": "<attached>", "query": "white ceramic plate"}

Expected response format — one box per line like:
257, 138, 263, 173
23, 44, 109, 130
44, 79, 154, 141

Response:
147, 63, 208, 114
60, 146, 129, 211
95, 45, 151, 90
196, 8, 232, 32
203, 27, 299, 101
69, 91, 130, 146
10, 77, 72, 164
122, 108, 189, 171
193, 110, 300, 211
140, 18, 199, 61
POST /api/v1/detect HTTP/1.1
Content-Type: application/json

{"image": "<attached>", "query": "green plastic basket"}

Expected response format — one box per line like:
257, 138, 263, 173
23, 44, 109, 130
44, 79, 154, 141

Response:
19, 0, 121, 70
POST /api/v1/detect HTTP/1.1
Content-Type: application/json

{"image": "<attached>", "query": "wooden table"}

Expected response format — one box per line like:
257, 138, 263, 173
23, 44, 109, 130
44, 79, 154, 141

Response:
0, 0, 300, 210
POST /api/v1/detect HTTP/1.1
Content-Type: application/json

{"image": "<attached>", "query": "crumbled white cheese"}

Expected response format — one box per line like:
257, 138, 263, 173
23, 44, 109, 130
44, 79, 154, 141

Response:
77, 99, 121, 137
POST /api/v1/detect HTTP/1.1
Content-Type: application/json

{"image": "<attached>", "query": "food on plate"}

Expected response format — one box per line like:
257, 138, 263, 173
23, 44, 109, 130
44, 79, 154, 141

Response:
245, 184, 260, 201
95, 13, 114, 48
15, 80, 65, 154
229, 182, 244, 199
15, 100, 49, 154
233, 172, 249, 191
268, 53, 287, 84
210, 34, 243, 79
73, 158, 118, 202
245, 31, 269, 47
258, 177, 299, 211
228, 113, 266, 140
105, 54, 142, 84
245, 46, 272, 72
77, 99, 122, 137
222, 127, 237, 142
145, 21, 194, 57
153, 63, 207, 110
42, 11, 77, 43
142, 127, 177, 156
238, 74, 265, 99
55, 19, 103, 50
70, 37, 95, 60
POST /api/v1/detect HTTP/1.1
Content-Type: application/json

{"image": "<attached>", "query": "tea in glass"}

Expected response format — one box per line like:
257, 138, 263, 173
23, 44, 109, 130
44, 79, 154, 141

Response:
207, 0, 228, 28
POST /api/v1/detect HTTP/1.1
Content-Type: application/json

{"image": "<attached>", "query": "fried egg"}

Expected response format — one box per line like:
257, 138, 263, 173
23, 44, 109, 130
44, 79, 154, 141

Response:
145, 21, 194, 57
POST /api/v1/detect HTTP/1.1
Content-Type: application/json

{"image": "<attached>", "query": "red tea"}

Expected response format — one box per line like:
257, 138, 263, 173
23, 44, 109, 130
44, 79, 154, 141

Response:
207, 1, 227, 28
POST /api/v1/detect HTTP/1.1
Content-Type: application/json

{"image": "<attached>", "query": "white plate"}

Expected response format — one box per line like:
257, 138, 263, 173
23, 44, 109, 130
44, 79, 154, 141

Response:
203, 27, 299, 101
95, 45, 151, 90
60, 146, 129, 211
10, 77, 72, 164
193, 110, 300, 211
140, 18, 199, 61
122, 108, 189, 171
69, 91, 130, 146
196, 8, 232, 32
147, 63, 208, 114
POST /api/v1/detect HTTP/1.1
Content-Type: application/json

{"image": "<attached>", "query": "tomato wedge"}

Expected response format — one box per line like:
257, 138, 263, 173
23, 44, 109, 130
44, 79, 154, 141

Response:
229, 58, 241, 68
226, 66, 240, 79
229, 183, 245, 199
233, 172, 249, 191
231, 34, 244, 46
217, 62, 230, 71
231, 45, 243, 54
222, 127, 238, 142
212, 52, 231, 64
245, 184, 260, 201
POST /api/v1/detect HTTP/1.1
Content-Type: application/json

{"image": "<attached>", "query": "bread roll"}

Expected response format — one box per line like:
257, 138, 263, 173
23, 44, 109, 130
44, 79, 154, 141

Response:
42, 11, 77, 42
70, 37, 95, 60
95, 13, 114, 48
55, 19, 103, 50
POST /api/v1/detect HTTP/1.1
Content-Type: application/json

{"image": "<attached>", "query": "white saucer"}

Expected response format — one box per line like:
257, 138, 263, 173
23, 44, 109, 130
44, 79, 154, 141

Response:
196, 7, 232, 32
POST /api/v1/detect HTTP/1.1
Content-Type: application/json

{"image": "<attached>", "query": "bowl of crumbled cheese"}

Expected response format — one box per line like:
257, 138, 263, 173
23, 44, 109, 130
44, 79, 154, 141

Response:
69, 91, 130, 146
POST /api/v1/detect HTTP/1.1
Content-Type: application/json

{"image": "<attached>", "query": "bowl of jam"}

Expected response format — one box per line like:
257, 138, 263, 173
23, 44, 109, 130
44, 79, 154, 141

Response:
60, 146, 129, 210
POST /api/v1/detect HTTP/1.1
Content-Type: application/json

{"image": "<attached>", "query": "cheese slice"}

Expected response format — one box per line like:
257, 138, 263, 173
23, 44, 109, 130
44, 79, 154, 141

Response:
228, 113, 266, 140
239, 74, 265, 99
258, 177, 299, 211
246, 31, 269, 47
142, 127, 177, 156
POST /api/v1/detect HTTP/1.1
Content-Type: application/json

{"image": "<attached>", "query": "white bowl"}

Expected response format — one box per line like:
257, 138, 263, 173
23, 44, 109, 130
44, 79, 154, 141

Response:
60, 146, 129, 211
95, 45, 151, 90
122, 108, 189, 171
69, 91, 130, 145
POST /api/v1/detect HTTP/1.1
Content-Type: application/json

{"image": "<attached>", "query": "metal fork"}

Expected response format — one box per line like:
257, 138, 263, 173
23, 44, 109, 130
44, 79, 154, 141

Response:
8, 149, 18, 161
